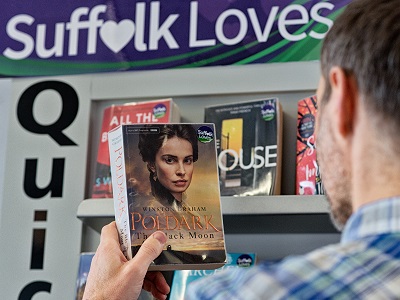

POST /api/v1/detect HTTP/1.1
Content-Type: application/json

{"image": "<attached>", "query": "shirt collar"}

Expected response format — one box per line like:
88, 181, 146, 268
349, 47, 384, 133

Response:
341, 196, 400, 244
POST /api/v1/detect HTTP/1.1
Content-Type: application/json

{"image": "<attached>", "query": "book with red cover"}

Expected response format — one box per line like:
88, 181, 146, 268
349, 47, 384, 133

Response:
91, 99, 180, 198
295, 95, 324, 195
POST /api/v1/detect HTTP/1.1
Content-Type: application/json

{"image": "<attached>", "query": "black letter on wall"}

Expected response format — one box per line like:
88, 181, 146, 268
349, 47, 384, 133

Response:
19, 281, 52, 300
17, 81, 79, 146
30, 210, 47, 270
24, 158, 65, 198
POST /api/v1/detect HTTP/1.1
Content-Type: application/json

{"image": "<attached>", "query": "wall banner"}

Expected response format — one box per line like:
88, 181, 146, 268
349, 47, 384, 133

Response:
0, 0, 350, 76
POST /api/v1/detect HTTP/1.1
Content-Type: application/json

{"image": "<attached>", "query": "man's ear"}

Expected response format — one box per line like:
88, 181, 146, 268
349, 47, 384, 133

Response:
329, 66, 358, 140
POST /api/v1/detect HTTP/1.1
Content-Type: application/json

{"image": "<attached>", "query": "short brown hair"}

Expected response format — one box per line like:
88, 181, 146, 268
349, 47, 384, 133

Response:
320, 0, 400, 127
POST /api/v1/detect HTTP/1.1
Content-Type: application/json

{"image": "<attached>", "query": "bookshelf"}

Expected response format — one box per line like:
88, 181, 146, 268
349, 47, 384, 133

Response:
78, 195, 330, 232
78, 195, 338, 236
78, 195, 339, 261
79, 61, 342, 261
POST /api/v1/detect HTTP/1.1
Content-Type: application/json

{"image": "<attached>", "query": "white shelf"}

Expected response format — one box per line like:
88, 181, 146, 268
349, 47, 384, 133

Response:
77, 198, 114, 218
78, 195, 328, 217
221, 195, 328, 215
77, 195, 329, 232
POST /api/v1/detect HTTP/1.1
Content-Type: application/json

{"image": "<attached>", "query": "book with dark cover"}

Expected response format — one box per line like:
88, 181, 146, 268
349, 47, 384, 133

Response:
91, 99, 180, 199
108, 124, 226, 270
204, 98, 283, 196
296, 95, 325, 195
169, 252, 257, 299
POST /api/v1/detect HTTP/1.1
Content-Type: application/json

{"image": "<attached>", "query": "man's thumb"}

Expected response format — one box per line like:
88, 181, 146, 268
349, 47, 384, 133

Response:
131, 231, 167, 267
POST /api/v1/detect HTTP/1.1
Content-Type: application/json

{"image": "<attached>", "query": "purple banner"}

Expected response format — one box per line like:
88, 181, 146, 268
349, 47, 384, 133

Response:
0, 0, 350, 76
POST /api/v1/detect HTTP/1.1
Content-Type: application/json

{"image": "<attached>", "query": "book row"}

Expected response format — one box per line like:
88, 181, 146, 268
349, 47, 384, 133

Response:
101, 96, 325, 271
91, 96, 324, 199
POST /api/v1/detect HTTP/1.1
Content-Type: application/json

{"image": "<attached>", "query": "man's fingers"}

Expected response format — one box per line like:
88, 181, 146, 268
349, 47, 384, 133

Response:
100, 221, 120, 244
145, 272, 170, 295
143, 272, 170, 300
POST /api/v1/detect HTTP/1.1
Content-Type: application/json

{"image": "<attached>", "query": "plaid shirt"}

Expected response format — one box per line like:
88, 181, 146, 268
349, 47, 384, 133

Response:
186, 197, 400, 299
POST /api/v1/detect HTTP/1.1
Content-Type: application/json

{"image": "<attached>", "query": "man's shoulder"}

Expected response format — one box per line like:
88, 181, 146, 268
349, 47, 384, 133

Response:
187, 235, 400, 300
280, 233, 400, 271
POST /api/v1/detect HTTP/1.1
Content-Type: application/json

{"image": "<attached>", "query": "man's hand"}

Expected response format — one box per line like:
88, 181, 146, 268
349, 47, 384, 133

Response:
83, 221, 170, 300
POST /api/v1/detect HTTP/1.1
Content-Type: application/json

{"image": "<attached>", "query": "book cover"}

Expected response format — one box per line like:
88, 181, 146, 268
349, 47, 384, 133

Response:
296, 95, 324, 195
108, 124, 226, 271
92, 99, 180, 198
169, 252, 257, 300
75, 252, 94, 300
204, 98, 283, 196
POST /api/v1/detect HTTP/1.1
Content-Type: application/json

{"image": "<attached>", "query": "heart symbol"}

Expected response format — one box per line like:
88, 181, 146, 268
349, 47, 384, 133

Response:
100, 20, 135, 53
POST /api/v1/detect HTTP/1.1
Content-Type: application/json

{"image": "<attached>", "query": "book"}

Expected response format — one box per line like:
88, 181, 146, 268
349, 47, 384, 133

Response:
91, 99, 180, 198
204, 98, 283, 196
75, 252, 94, 300
169, 252, 257, 299
108, 123, 226, 270
295, 95, 325, 195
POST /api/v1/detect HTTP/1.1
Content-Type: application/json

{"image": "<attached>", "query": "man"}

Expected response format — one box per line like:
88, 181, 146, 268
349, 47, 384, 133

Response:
83, 0, 400, 299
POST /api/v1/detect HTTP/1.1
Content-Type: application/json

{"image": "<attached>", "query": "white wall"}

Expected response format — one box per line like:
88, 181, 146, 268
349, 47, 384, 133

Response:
0, 79, 12, 229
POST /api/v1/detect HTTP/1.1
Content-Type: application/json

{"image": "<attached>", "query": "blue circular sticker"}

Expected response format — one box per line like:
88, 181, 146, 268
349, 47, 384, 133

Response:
261, 103, 275, 121
236, 254, 254, 267
153, 104, 167, 119
197, 126, 214, 143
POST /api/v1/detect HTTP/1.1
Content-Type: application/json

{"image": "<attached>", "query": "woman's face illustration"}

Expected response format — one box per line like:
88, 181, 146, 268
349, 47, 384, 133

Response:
150, 136, 194, 201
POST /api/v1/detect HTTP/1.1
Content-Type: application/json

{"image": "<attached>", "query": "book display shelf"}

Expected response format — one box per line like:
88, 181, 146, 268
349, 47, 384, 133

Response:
78, 196, 331, 232
78, 61, 341, 261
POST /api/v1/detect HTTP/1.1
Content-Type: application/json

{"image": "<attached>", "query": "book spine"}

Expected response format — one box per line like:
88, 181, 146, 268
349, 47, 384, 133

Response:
108, 126, 132, 260
170, 100, 181, 122
92, 106, 113, 198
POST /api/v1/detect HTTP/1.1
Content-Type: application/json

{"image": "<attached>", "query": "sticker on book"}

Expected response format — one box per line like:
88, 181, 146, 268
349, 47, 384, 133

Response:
197, 125, 214, 143
261, 100, 276, 121
153, 103, 168, 119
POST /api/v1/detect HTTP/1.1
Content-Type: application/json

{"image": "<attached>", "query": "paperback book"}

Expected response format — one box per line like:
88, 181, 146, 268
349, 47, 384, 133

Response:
169, 252, 257, 300
108, 123, 226, 270
75, 252, 94, 300
92, 99, 180, 198
204, 98, 283, 196
296, 95, 324, 195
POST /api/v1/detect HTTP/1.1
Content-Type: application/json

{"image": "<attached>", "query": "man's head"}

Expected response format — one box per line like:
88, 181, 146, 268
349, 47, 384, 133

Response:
320, 0, 400, 124
316, 0, 400, 230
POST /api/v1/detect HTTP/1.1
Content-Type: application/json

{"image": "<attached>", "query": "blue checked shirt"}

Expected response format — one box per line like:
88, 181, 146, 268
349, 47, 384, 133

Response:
186, 197, 400, 299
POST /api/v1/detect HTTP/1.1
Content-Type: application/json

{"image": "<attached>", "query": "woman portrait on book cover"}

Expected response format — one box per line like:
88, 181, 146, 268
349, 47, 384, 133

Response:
138, 124, 198, 209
